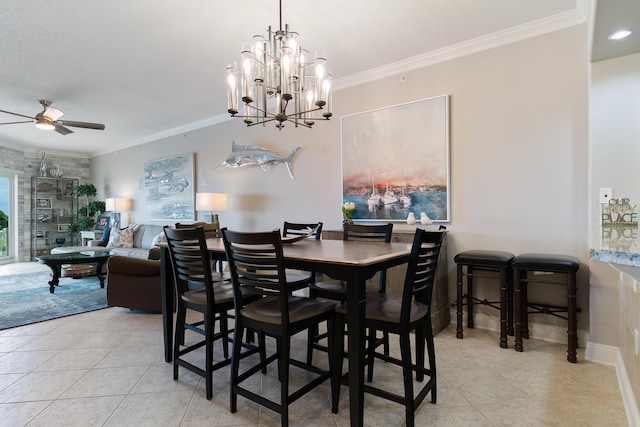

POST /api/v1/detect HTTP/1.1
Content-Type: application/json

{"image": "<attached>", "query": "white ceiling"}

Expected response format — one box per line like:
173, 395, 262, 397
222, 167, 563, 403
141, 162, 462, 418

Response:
0, 0, 631, 158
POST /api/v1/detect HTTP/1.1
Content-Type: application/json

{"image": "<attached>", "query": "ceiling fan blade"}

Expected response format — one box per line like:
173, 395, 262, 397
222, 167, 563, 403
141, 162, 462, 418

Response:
0, 120, 32, 125
57, 120, 105, 130
43, 107, 64, 121
53, 123, 73, 135
0, 109, 35, 120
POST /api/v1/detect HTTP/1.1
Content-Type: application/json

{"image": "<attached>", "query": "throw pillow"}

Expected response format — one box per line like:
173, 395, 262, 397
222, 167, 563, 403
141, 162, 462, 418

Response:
98, 227, 111, 246
107, 227, 134, 248
151, 231, 166, 247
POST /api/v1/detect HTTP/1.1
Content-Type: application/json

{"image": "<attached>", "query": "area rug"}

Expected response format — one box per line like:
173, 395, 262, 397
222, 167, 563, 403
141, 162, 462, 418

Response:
0, 271, 107, 330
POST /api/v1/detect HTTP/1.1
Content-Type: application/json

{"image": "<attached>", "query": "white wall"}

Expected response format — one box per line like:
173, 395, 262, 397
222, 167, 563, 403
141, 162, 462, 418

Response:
590, 52, 640, 223
91, 24, 590, 333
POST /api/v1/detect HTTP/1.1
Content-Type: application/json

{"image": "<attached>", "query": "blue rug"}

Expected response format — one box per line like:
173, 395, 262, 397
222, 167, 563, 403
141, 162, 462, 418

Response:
0, 271, 108, 330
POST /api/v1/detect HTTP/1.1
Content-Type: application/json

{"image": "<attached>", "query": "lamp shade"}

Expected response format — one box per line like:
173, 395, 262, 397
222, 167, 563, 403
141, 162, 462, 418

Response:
195, 193, 228, 212
105, 198, 129, 212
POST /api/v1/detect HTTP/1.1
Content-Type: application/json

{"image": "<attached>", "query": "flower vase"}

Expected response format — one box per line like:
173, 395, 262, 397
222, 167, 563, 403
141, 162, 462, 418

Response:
342, 217, 354, 227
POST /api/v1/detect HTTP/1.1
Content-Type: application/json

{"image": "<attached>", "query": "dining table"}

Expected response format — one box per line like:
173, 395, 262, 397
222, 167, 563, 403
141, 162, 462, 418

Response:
158, 237, 412, 427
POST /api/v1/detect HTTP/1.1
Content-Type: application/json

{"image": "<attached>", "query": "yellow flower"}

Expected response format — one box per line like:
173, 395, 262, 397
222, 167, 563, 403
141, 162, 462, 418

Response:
341, 201, 356, 218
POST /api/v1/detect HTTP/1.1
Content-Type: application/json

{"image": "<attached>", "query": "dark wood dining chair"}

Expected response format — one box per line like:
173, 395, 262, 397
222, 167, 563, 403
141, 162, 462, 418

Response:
175, 221, 226, 280
306, 222, 393, 364
222, 228, 337, 427
282, 221, 323, 292
331, 229, 445, 427
163, 226, 262, 400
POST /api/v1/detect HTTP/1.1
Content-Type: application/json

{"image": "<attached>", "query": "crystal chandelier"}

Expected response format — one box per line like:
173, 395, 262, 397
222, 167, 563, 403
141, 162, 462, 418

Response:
226, 0, 332, 129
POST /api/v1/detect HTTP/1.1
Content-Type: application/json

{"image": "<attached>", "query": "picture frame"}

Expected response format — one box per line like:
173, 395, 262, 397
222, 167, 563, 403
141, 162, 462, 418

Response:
95, 215, 111, 231
144, 153, 195, 221
36, 198, 52, 209
341, 95, 450, 222
57, 223, 70, 232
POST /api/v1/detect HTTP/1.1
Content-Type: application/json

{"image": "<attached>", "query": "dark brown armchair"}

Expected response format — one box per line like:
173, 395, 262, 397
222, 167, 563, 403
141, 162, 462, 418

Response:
106, 255, 162, 312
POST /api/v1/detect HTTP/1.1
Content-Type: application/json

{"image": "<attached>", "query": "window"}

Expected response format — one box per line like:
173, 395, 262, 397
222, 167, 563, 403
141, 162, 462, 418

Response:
0, 172, 15, 260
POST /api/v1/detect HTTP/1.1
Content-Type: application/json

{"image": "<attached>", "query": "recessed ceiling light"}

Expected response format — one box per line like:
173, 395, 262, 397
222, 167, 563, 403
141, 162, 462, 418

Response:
608, 30, 632, 40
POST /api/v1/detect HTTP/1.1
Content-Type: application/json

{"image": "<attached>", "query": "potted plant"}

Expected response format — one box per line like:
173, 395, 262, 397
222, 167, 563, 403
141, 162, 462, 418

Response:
69, 184, 106, 238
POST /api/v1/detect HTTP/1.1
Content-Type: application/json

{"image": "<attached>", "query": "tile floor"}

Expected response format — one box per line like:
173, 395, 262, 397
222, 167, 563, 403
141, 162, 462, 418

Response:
0, 263, 630, 426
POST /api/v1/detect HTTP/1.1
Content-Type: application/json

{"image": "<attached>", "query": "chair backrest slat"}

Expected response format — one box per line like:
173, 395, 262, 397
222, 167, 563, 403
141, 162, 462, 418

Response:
343, 223, 393, 242
222, 228, 291, 325
283, 221, 323, 240
164, 226, 217, 303
401, 229, 445, 325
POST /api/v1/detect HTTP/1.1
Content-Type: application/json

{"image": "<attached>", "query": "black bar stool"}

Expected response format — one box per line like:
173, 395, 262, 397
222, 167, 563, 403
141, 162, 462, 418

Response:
454, 250, 515, 348
512, 253, 580, 363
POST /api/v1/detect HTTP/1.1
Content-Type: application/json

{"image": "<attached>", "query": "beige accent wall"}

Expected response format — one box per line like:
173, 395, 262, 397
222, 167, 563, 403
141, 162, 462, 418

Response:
91, 25, 590, 335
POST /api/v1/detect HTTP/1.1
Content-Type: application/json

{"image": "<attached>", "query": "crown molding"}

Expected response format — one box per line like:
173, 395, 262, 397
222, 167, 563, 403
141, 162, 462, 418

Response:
94, 0, 588, 157
334, 1, 588, 91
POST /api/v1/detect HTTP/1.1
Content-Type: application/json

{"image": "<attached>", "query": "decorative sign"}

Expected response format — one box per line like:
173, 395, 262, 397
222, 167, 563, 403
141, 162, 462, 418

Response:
601, 198, 638, 226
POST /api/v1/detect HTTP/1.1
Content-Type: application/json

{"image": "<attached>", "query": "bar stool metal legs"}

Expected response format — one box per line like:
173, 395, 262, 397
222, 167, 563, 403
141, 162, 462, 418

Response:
512, 253, 580, 363
454, 250, 515, 348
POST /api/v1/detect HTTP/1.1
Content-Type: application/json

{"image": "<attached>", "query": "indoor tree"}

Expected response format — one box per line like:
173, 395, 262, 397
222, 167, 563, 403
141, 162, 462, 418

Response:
69, 184, 105, 235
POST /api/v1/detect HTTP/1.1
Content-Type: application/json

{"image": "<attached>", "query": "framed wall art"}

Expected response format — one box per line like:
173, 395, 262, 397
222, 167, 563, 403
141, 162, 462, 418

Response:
144, 153, 195, 221
36, 198, 52, 209
341, 95, 450, 222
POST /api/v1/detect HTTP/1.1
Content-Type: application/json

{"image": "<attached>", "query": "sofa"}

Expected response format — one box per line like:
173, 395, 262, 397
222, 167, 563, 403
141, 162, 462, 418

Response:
102, 224, 166, 311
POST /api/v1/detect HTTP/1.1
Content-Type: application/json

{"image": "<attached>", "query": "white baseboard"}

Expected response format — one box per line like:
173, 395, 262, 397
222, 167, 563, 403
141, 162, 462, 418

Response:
585, 341, 618, 365
448, 309, 589, 345
616, 351, 640, 427
449, 309, 638, 426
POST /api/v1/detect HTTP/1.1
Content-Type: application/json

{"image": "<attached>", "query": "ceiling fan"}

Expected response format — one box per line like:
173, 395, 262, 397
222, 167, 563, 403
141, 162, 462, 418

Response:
0, 100, 105, 135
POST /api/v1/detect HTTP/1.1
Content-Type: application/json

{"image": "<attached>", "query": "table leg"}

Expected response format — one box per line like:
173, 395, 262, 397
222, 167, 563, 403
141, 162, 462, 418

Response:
96, 258, 108, 288
160, 247, 174, 363
346, 272, 366, 427
45, 263, 61, 294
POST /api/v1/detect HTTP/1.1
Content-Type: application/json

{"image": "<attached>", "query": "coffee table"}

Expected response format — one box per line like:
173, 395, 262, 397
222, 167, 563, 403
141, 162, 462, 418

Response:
37, 252, 111, 293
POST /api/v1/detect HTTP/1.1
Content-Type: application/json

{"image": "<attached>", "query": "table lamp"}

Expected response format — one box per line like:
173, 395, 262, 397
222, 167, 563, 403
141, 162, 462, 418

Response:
105, 197, 130, 227
195, 192, 227, 223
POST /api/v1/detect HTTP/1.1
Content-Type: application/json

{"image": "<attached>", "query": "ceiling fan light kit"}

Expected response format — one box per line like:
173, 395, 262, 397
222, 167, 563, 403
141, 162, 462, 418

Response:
0, 99, 105, 135
226, 0, 332, 130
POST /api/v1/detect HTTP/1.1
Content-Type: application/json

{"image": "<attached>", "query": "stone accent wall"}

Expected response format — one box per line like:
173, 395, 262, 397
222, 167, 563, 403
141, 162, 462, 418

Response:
0, 147, 90, 261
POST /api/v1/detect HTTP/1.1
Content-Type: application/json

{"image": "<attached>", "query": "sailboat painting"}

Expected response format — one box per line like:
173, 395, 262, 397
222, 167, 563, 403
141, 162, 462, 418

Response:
341, 95, 450, 222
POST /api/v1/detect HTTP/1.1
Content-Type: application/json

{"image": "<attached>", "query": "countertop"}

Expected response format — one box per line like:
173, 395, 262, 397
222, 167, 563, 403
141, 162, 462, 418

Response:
587, 224, 640, 268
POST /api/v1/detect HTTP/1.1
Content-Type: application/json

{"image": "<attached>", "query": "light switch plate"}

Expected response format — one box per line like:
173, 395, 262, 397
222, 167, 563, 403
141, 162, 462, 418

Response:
599, 188, 612, 204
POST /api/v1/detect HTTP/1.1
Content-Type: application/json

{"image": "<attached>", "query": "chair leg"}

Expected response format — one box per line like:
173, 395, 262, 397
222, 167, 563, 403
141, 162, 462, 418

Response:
399, 331, 415, 427
567, 272, 578, 363
259, 331, 267, 374
205, 309, 215, 400
366, 328, 376, 382
456, 263, 464, 339
306, 324, 318, 365
425, 319, 437, 404
383, 331, 390, 357
331, 313, 345, 414
230, 323, 245, 413
220, 311, 229, 359
173, 303, 186, 380
415, 324, 425, 382
280, 336, 290, 427
467, 266, 474, 328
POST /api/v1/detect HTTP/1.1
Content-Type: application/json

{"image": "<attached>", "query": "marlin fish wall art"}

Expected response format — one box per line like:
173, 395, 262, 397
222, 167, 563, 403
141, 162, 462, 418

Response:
216, 141, 301, 180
